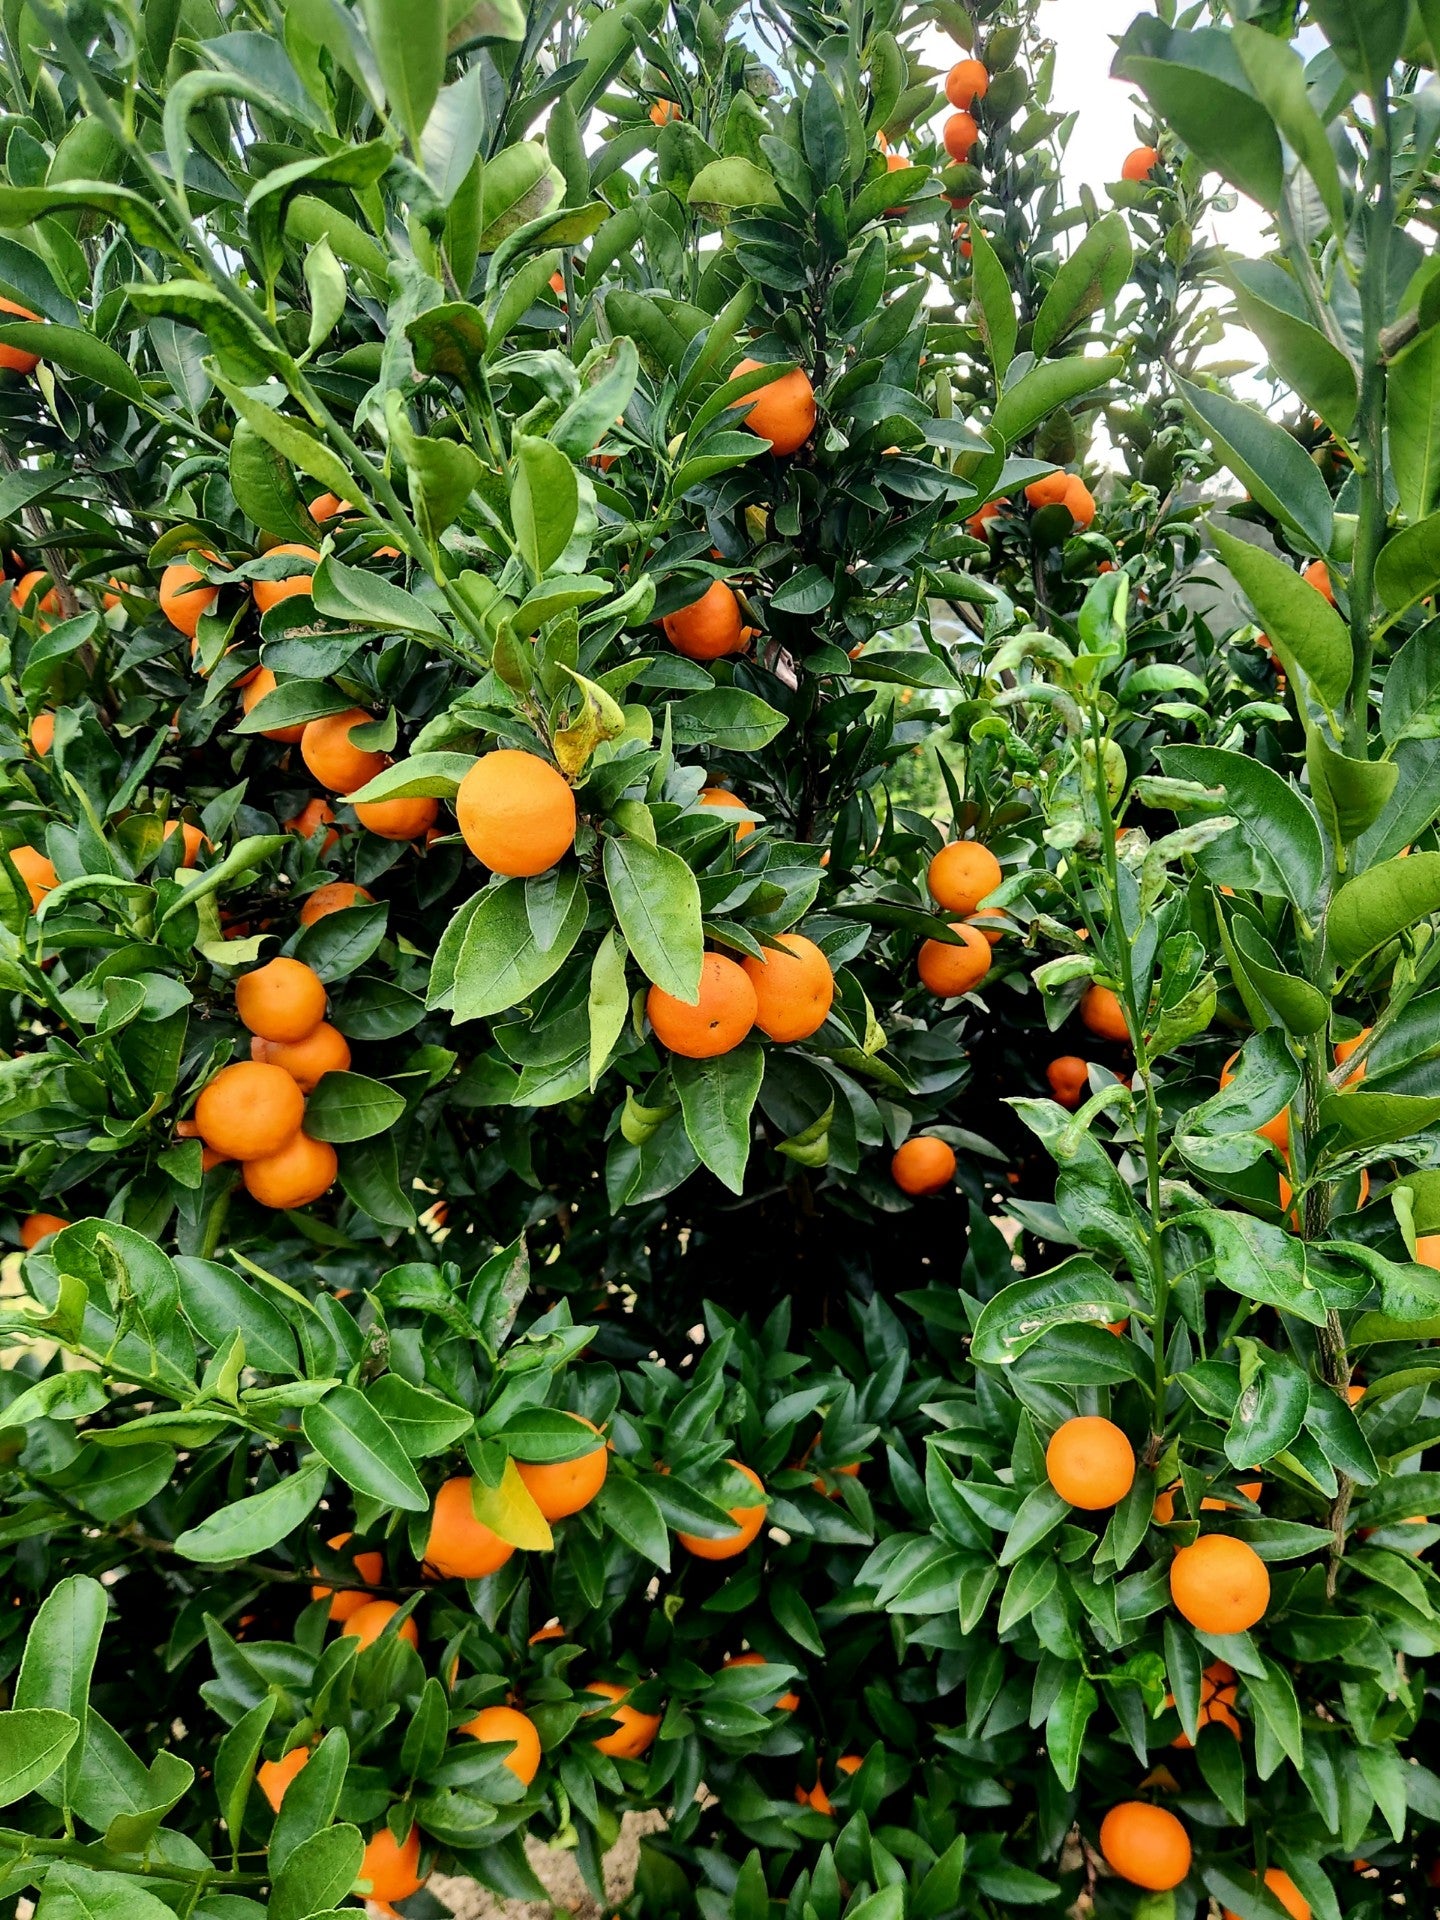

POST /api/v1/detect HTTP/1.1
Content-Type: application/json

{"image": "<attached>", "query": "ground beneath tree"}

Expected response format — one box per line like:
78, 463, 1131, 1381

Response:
432, 1812, 664, 1920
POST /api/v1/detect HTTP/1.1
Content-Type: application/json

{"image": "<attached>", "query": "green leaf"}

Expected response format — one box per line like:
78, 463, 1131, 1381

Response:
966, 221, 1016, 380
21, 1862, 174, 1918
1388, 325, 1440, 526
1211, 525, 1351, 715
0, 1709, 79, 1806
1031, 213, 1132, 360
1112, 18, 1283, 209
1225, 262, 1356, 439
448, 871, 588, 1022
1231, 24, 1346, 233
1225, 1351, 1308, 1469
303, 1385, 429, 1511
971, 1258, 1134, 1365
1043, 1668, 1096, 1792
511, 435, 578, 578
1189, 1211, 1327, 1327
15, 1573, 105, 1808
479, 142, 565, 251
233, 678, 353, 734
229, 420, 323, 545
359, 0, 446, 147
671, 1041, 764, 1193
173, 1453, 327, 1561
992, 355, 1123, 446
688, 157, 782, 210
311, 554, 447, 639
0, 321, 145, 402
213, 1697, 275, 1869
1320, 1089, 1440, 1149
671, 689, 787, 751
303, 1071, 407, 1142
348, 753, 476, 803
273, 1823, 366, 1920
271, 1727, 350, 1873
594, 1475, 671, 1567
1159, 746, 1325, 911
213, 374, 357, 505
368, 1376, 474, 1455
588, 929, 629, 1088
1376, 511, 1440, 617
1175, 376, 1333, 558
1329, 852, 1440, 965
603, 834, 704, 1003
1306, 730, 1398, 846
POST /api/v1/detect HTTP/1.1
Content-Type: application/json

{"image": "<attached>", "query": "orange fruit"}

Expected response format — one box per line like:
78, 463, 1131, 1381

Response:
309, 492, 352, 521
1046, 1416, 1135, 1509
0, 296, 42, 374
194, 1061, 304, 1160
11, 844, 57, 909
1334, 1027, 1370, 1077
240, 667, 304, 742
647, 953, 757, 1057
891, 1136, 956, 1196
252, 1024, 351, 1092
799, 1780, 833, 1815
586, 1679, 661, 1759
1303, 559, 1335, 603
1219, 1051, 1288, 1151
20, 1212, 67, 1248
943, 111, 979, 162
723, 1652, 799, 1711
1169, 1534, 1270, 1634
1121, 146, 1159, 182
1099, 1802, 1191, 1890
455, 749, 577, 876
742, 933, 834, 1042
242, 1131, 337, 1209
966, 500, 1005, 539
354, 794, 438, 840
728, 358, 817, 455
1201, 1478, 1261, 1513
298, 881, 373, 925
649, 98, 681, 125
1170, 1660, 1240, 1749
423, 1476, 516, 1580
529, 1621, 565, 1645
358, 1825, 425, 1905
812, 1461, 860, 1496
928, 840, 1002, 914
662, 581, 746, 660
1046, 1056, 1090, 1109
515, 1415, 608, 1520
11, 571, 59, 621
300, 709, 388, 794
257, 1745, 309, 1812
285, 797, 338, 851
917, 923, 991, 996
698, 788, 755, 837
1065, 476, 1096, 527
341, 1598, 418, 1652
159, 554, 219, 637
162, 820, 209, 867
236, 956, 327, 1043
1223, 1869, 1309, 1920
460, 1704, 542, 1785
311, 1531, 383, 1621
677, 1461, 766, 1560
252, 543, 320, 614
968, 907, 1008, 944
1417, 1236, 1440, 1270
1080, 983, 1129, 1042
946, 58, 989, 108
1025, 472, 1070, 509
29, 712, 54, 755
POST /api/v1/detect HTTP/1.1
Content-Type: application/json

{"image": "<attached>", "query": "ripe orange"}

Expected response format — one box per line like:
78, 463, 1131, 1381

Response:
587, 1679, 661, 1759
194, 1061, 304, 1160
1046, 1416, 1135, 1509
236, 956, 327, 1043
1025, 472, 1070, 509
1303, 559, 1335, 603
252, 1023, 351, 1092
0, 296, 42, 374
1201, 1478, 1262, 1512
341, 1598, 419, 1651
917, 923, 991, 996
1169, 1534, 1270, 1633
891, 1136, 956, 1196
1417, 1235, 1440, 1270
257, 1745, 309, 1812
252, 543, 320, 614
1170, 1660, 1240, 1749
723, 1652, 799, 1711
1065, 476, 1096, 527
29, 712, 54, 756
967, 907, 1008, 944
647, 953, 757, 1057
1046, 1056, 1090, 1109
240, 667, 304, 742
311, 1530, 383, 1621
649, 98, 681, 125
1219, 1051, 1289, 1151
424, 1476, 516, 1580
966, 500, 1005, 539
515, 1415, 608, 1520
461, 1704, 542, 1785
298, 881, 373, 925
20, 1212, 67, 1248
1080, 983, 1129, 1042
928, 840, 1002, 914
729, 358, 817, 455
1121, 146, 1160, 182
677, 1461, 766, 1559
455, 749, 577, 876
11, 844, 57, 909
242, 1131, 337, 1209
699, 788, 755, 837
945, 58, 989, 108
1099, 1802, 1191, 1890
162, 820, 208, 867
285, 797, 338, 851
943, 110, 979, 162
358, 1825, 425, 1905
159, 554, 219, 637
1334, 1027, 1370, 1077
309, 492, 352, 521
742, 934, 834, 1042
300, 709, 388, 794
662, 580, 747, 660
354, 794, 438, 840
11, 571, 59, 621
1223, 1869, 1309, 1920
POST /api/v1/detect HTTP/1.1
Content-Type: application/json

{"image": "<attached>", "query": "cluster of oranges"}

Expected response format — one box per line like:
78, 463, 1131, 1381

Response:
646, 935, 835, 1059
188, 957, 341, 1208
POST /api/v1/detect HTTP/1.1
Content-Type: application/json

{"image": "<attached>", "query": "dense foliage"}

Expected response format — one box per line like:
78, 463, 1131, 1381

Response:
3, 0, 1440, 1918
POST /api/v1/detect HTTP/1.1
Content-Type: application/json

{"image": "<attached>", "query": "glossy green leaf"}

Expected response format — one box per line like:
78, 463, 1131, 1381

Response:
303, 1384, 429, 1510
1031, 213, 1132, 360
603, 834, 704, 1003
1175, 377, 1333, 558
